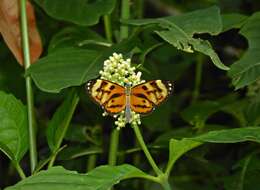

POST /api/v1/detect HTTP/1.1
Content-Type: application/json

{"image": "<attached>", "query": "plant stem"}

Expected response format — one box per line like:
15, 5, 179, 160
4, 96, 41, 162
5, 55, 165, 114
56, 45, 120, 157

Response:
120, 0, 130, 40
20, 0, 37, 173
48, 89, 79, 168
108, 129, 120, 165
161, 180, 172, 190
132, 124, 163, 176
87, 154, 97, 171
192, 54, 203, 103
136, 0, 144, 18
14, 163, 26, 179
103, 15, 113, 43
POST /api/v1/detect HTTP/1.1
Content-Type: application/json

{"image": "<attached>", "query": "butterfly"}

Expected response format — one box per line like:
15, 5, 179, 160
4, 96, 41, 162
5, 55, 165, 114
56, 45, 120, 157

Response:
86, 79, 173, 123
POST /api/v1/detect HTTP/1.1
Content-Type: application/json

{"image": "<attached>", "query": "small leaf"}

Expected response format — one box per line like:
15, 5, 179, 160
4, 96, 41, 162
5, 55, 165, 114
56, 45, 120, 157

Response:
191, 127, 260, 143
165, 139, 202, 175
0, 0, 42, 65
181, 100, 221, 127
228, 12, 260, 89
47, 89, 79, 152
0, 91, 28, 163
5, 165, 150, 190
34, 0, 116, 26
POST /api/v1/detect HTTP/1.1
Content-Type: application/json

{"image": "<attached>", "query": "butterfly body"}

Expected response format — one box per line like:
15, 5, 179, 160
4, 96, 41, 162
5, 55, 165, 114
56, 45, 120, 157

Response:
86, 79, 173, 123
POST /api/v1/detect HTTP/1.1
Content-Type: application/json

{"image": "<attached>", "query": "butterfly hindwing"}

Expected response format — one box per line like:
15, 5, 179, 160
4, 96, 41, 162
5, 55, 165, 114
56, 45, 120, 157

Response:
130, 80, 173, 114
86, 79, 126, 114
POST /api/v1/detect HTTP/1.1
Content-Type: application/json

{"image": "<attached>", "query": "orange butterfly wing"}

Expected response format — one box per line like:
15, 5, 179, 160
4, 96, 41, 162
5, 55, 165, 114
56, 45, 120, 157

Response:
130, 80, 173, 114
86, 79, 126, 114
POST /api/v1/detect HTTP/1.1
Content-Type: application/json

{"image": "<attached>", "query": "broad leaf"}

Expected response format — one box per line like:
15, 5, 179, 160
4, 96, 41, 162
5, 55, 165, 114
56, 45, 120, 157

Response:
5, 165, 150, 190
0, 91, 28, 163
27, 48, 101, 93
125, 6, 229, 70
0, 0, 42, 65
47, 89, 79, 152
34, 0, 116, 26
27, 36, 138, 93
191, 127, 260, 143
228, 12, 260, 89
165, 127, 260, 177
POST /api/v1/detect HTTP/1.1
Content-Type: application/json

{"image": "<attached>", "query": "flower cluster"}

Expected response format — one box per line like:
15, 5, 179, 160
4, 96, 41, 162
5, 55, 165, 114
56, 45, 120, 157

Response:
99, 53, 144, 129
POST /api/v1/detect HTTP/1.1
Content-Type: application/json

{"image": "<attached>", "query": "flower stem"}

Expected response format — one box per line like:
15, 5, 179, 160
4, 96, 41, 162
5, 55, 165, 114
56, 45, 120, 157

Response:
192, 54, 203, 103
132, 124, 163, 176
108, 129, 120, 165
87, 154, 97, 171
14, 163, 26, 179
103, 15, 113, 43
20, 0, 37, 173
120, 0, 130, 40
161, 180, 172, 190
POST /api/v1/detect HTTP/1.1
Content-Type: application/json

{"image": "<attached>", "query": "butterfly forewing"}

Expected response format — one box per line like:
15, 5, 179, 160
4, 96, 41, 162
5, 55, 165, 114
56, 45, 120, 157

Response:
130, 80, 173, 114
86, 79, 126, 114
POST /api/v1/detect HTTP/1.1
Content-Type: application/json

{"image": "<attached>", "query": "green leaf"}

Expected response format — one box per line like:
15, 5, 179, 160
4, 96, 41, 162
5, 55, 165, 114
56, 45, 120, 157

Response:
47, 89, 79, 152
221, 13, 248, 32
0, 91, 28, 163
191, 127, 260, 143
58, 146, 102, 160
165, 139, 202, 176
125, 6, 229, 70
224, 153, 260, 190
27, 48, 101, 93
228, 12, 260, 89
28, 37, 138, 93
244, 97, 260, 126
181, 95, 247, 128
34, 0, 116, 26
165, 127, 260, 177
181, 100, 222, 127
48, 27, 109, 52
5, 165, 151, 190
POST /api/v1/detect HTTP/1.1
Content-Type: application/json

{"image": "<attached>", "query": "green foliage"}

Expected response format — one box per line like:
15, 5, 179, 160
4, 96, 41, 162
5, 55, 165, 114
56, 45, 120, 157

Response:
192, 127, 260, 143
27, 48, 101, 93
5, 165, 149, 190
228, 12, 260, 89
0, 91, 28, 163
125, 6, 229, 70
166, 139, 201, 176
28, 36, 138, 93
47, 89, 79, 152
1, 1, 260, 190
34, 0, 116, 26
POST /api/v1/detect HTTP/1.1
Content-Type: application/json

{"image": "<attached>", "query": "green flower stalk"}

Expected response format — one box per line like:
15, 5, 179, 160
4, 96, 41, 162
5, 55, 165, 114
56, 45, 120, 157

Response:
99, 53, 144, 129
